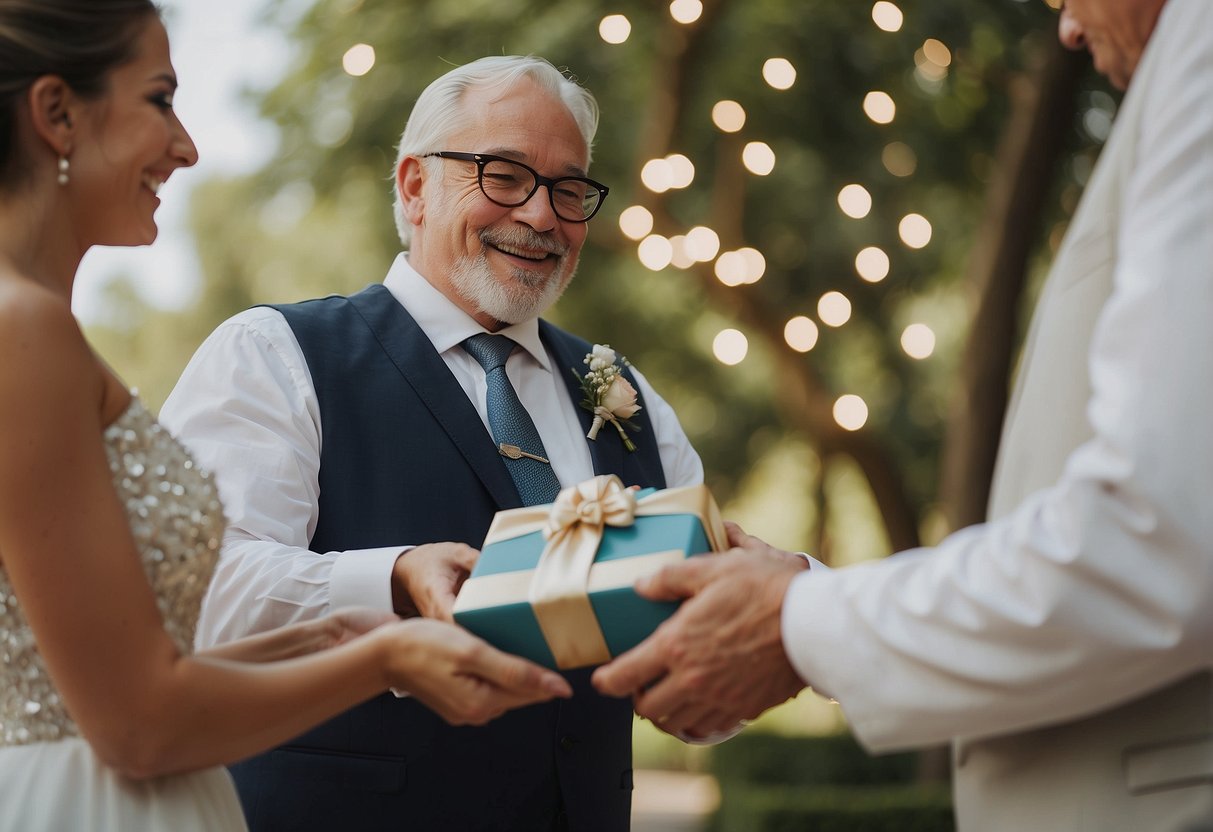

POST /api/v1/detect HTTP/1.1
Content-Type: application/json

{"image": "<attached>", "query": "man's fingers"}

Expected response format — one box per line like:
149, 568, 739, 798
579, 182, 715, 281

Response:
632, 674, 705, 731
724, 520, 749, 547
684, 707, 745, 739
591, 638, 669, 697
411, 581, 455, 622
646, 696, 718, 738
424, 582, 459, 622
451, 544, 480, 572
635, 558, 711, 601
726, 521, 769, 553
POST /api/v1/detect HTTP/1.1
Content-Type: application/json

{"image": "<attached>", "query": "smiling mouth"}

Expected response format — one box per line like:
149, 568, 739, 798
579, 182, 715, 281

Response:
488, 241, 555, 262
142, 174, 164, 195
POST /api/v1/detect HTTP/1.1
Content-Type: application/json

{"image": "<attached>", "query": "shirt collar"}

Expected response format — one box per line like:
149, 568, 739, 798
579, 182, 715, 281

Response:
382, 253, 552, 373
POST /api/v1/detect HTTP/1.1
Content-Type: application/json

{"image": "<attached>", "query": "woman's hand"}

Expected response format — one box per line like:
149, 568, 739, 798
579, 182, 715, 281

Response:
378, 619, 572, 726
321, 607, 402, 647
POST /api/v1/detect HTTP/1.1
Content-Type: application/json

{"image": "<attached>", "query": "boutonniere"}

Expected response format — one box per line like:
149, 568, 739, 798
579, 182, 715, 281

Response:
573, 344, 642, 452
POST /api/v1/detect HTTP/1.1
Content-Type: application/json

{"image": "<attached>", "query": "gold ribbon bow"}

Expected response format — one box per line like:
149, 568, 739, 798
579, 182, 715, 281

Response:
462, 475, 728, 669
530, 476, 639, 668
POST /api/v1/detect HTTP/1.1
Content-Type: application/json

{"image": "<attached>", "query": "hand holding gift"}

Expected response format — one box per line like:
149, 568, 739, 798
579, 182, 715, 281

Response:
592, 522, 810, 737
391, 541, 479, 621
452, 475, 727, 670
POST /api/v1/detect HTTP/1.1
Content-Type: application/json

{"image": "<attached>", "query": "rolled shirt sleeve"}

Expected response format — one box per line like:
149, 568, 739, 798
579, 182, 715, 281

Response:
161, 308, 405, 647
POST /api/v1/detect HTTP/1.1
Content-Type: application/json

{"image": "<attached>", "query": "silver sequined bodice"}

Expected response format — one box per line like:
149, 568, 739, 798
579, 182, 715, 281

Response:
0, 399, 224, 747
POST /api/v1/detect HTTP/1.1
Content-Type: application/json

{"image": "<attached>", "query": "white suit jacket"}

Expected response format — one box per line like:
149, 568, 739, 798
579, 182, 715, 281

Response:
783, 0, 1212, 828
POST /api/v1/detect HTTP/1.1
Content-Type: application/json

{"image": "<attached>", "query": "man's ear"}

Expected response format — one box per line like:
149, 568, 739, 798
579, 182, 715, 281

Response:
397, 156, 427, 227
26, 76, 77, 156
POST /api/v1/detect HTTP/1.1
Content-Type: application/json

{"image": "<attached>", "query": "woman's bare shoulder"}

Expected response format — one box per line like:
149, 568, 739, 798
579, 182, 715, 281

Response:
0, 277, 103, 420
0, 277, 79, 341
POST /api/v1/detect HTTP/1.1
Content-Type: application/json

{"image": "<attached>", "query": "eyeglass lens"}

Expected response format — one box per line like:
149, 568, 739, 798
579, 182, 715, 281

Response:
480, 158, 601, 221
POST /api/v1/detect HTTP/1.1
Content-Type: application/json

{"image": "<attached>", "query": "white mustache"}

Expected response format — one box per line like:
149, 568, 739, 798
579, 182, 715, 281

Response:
480, 228, 568, 258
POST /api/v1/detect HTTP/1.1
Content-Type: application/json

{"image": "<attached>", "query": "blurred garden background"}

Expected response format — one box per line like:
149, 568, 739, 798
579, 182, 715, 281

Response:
80, 0, 1117, 828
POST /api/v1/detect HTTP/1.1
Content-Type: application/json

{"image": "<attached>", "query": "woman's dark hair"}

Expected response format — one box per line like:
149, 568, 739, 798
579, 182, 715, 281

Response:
0, 0, 158, 188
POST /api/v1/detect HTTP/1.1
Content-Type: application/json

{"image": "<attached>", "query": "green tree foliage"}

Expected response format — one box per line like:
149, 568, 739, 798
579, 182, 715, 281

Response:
91, 0, 1111, 565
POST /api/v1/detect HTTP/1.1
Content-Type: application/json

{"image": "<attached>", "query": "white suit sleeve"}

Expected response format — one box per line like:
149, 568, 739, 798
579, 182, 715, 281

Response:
782, 2, 1213, 752
160, 308, 404, 648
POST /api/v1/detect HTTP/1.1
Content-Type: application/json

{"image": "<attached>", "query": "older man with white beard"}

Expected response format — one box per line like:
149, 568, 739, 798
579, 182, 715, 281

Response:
161, 55, 702, 832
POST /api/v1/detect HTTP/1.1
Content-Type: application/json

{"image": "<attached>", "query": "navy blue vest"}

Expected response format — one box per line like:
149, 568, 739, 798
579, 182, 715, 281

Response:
228, 284, 667, 831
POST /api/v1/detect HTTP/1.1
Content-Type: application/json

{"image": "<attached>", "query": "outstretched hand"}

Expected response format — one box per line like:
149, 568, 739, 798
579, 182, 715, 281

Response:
382, 618, 572, 726
322, 607, 402, 647
391, 542, 479, 621
591, 522, 809, 737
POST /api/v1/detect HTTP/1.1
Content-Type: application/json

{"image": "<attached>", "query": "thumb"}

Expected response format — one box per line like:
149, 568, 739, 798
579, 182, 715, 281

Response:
725, 520, 751, 548
635, 557, 712, 601
452, 544, 480, 573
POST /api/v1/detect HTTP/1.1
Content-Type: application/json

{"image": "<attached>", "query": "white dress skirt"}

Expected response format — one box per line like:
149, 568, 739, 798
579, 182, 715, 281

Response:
0, 739, 246, 830
0, 399, 246, 829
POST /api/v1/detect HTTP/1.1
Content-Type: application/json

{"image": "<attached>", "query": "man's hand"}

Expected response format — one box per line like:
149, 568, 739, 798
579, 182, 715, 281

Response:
391, 542, 479, 621
591, 523, 809, 737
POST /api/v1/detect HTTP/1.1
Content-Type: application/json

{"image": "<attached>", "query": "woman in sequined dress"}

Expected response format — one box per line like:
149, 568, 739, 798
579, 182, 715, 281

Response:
0, 2, 573, 828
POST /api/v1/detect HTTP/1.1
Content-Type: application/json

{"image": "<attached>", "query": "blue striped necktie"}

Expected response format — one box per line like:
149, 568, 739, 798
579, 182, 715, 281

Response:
462, 334, 562, 506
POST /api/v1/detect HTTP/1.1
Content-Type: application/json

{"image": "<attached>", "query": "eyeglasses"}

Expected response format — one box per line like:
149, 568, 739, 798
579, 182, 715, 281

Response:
424, 151, 609, 223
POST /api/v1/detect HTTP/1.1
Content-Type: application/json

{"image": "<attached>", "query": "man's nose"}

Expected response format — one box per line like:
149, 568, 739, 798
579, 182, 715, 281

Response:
1058, 9, 1086, 50
511, 185, 560, 232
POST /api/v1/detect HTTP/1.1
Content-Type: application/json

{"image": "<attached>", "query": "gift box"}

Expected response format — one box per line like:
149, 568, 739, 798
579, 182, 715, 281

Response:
452, 475, 727, 670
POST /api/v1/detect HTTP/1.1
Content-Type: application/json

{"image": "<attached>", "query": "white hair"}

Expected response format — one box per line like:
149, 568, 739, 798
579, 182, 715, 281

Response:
391, 55, 600, 246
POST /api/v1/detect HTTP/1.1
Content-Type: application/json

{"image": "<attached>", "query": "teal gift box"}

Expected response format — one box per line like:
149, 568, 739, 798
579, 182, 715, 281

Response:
452, 475, 726, 670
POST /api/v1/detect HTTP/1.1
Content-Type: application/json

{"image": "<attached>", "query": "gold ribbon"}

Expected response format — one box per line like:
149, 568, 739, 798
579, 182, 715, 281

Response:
465, 475, 727, 669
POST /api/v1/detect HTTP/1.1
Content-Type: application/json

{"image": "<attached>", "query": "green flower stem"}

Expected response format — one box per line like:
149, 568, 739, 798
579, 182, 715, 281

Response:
611, 417, 637, 452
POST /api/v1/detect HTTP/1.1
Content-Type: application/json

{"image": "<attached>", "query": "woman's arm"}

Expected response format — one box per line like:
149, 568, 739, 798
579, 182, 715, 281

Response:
0, 295, 569, 779
196, 608, 399, 664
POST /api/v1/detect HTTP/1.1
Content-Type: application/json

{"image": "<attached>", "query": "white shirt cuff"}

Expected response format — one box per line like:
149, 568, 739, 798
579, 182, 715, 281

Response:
329, 545, 411, 613
677, 723, 744, 746
796, 553, 829, 572
780, 568, 865, 704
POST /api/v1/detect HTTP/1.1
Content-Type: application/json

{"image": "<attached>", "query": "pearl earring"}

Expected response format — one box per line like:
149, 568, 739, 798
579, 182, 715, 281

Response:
57, 156, 69, 186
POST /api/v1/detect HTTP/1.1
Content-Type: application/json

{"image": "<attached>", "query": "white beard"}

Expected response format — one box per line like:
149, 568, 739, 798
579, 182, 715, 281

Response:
449, 244, 576, 326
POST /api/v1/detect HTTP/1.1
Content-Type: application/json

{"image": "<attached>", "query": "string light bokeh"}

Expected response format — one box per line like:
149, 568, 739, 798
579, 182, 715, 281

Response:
593, 1, 953, 433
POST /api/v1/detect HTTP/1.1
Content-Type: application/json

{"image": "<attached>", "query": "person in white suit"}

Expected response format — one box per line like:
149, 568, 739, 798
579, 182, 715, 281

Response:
593, 0, 1213, 829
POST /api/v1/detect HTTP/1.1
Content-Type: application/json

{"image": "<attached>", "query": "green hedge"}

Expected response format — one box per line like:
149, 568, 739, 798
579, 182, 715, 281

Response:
711, 784, 955, 832
708, 733, 955, 832
711, 732, 919, 787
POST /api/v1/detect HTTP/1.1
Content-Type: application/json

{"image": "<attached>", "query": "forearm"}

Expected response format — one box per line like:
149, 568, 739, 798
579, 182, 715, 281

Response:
786, 489, 1212, 751
97, 617, 568, 779
197, 537, 401, 646
196, 616, 337, 663
91, 629, 390, 779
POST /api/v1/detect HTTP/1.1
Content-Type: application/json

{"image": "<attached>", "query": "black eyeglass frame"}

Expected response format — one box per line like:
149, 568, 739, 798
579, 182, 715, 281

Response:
423, 151, 610, 223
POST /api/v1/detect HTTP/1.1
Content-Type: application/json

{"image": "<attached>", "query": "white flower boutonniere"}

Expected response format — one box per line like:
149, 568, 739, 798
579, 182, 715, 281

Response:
574, 344, 642, 452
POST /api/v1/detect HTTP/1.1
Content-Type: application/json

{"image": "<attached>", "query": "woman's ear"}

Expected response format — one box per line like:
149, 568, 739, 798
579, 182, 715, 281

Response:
397, 156, 426, 227
26, 76, 77, 156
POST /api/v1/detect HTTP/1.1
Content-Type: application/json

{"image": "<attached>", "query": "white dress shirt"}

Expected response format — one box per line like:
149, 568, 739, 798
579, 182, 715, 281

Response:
781, 0, 1213, 753
161, 254, 704, 647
